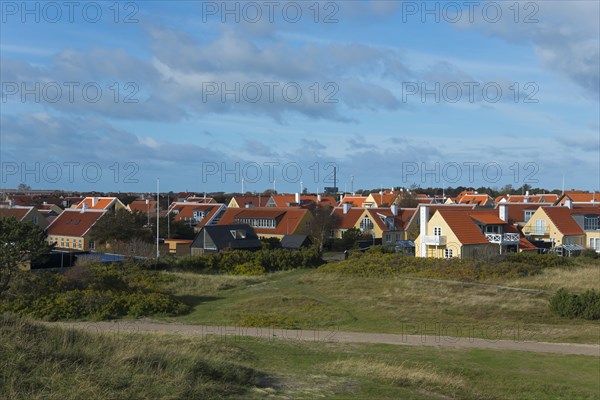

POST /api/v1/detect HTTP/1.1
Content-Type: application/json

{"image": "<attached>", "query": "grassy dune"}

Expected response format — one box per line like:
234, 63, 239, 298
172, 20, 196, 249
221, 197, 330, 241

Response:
2, 315, 598, 400
161, 262, 600, 344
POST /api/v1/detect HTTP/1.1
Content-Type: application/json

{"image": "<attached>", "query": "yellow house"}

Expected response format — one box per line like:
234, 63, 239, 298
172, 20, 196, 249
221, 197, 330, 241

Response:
415, 209, 507, 259
46, 209, 106, 251
523, 206, 599, 253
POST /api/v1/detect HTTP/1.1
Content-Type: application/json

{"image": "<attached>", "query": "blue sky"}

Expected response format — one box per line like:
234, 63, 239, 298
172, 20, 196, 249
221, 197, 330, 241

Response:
1, 0, 598, 193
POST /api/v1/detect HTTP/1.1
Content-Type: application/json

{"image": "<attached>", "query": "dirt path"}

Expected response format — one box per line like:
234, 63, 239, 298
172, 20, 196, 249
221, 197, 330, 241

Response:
48, 320, 600, 357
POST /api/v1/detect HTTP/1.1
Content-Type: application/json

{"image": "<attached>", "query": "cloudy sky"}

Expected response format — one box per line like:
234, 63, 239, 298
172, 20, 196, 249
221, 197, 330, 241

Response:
1, 0, 598, 193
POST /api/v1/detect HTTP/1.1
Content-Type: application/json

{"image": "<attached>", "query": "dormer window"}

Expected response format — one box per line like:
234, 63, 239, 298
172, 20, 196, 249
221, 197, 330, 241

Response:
360, 216, 374, 231
230, 230, 247, 239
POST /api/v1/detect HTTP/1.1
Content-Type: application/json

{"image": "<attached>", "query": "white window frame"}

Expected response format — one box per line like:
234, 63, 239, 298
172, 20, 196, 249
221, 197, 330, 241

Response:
444, 248, 453, 259
433, 226, 442, 236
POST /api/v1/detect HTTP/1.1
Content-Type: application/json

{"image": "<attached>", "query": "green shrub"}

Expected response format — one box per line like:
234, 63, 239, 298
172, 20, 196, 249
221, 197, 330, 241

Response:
2, 263, 189, 321
550, 288, 600, 320
319, 252, 575, 281
155, 247, 324, 275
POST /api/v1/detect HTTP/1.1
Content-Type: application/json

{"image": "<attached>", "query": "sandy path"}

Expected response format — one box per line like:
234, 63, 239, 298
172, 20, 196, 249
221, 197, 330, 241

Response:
47, 320, 600, 357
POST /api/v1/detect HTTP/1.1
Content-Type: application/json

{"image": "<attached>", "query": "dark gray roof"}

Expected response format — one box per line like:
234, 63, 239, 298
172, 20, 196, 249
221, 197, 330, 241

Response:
192, 224, 262, 250
280, 234, 312, 249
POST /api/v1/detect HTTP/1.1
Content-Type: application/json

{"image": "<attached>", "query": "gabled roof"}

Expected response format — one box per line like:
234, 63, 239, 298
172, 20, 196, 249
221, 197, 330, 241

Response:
436, 210, 490, 245
0, 206, 33, 221
330, 207, 366, 229
338, 196, 368, 207
229, 195, 269, 208
280, 234, 312, 249
218, 207, 310, 235
468, 210, 506, 225
268, 194, 336, 207
555, 192, 599, 205
455, 193, 494, 206
73, 197, 124, 211
192, 224, 262, 250
496, 194, 558, 203
496, 203, 540, 224
169, 202, 225, 228
540, 207, 588, 236
365, 192, 398, 207
46, 209, 106, 237
127, 199, 157, 213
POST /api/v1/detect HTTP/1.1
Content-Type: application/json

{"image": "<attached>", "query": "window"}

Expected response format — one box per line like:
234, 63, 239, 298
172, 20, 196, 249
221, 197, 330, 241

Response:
433, 227, 442, 236
89, 240, 95, 250
534, 220, 546, 234
385, 233, 392, 243
32, 215, 39, 224
485, 225, 500, 234
584, 216, 599, 231
444, 248, 453, 258
590, 238, 600, 251
524, 210, 535, 222
230, 230, 247, 239
359, 216, 374, 231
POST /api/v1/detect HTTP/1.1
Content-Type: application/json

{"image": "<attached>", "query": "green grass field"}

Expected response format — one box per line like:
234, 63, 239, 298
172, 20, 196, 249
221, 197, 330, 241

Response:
159, 263, 600, 344
2, 315, 598, 400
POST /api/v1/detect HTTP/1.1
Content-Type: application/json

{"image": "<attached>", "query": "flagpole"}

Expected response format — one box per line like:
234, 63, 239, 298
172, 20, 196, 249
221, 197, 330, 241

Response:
156, 178, 160, 258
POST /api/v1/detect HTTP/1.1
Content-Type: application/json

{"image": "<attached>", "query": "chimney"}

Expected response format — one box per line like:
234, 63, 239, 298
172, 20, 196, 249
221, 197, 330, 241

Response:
391, 204, 398, 216
499, 204, 508, 222
43, 201, 47, 205
565, 198, 573, 209
295, 192, 301, 204
92, 197, 98, 207
81, 203, 88, 213
8, 199, 15, 208
317, 194, 322, 203
419, 206, 430, 257
342, 203, 351, 214
245, 202, 254, 208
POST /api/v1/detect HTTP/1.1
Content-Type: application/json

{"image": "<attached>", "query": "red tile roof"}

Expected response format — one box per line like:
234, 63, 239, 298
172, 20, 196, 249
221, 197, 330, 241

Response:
436, 210, 491, 245
541, 207, 589, 236
468, 210, 506, 225
269, 194, 336, 207
0, 207, 32, 221
330, 207, 366, 229
218, 207, 310, 235
230, 195, 270, 208
339, 196, 367, 207
495, 194, 558, 203
46, 209, 106, 237
170, 203, 224, 228
128, 199, 157, 213
498, 203, 540, 223
73, 197, 120, 210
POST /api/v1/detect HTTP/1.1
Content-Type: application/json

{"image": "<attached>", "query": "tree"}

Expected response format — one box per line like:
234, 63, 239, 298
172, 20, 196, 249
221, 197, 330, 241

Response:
310, 206, 336, 252
0, 218, 52, 296
90, 210, 152, 244
17, 183, 31, 192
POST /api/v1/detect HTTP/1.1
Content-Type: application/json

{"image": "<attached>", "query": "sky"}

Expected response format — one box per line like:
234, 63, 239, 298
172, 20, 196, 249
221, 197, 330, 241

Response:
1, 0, 599, 194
